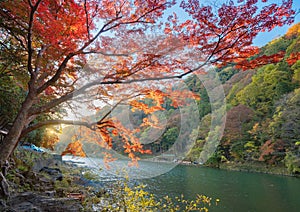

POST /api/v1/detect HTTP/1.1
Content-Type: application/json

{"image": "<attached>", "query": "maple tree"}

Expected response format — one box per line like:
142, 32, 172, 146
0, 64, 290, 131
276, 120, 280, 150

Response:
0, 0, 296, 196
221, 104, 254, 160
258, 139, 286, 164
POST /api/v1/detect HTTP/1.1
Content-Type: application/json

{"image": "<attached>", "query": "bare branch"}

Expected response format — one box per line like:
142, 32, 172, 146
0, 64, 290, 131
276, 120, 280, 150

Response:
23, 98, 130, 137
81, 50, 134, 57
35, 45, 51, 73
27, 0, 42, 77
21, 120, 94, 138
83, 0, 90, 39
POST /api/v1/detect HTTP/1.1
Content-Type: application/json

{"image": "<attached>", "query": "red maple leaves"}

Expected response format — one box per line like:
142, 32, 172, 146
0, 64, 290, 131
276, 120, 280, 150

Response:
287, 53, 300, 65
1, 0, 297, 165
176, 0, 295, 69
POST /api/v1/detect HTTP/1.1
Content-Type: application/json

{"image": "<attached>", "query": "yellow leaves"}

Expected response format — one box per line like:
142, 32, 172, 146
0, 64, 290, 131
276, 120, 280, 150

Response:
102, 177, 217, 211
65, 72, 77, 81
286, 23, 300, 38
41, 128, 60, 151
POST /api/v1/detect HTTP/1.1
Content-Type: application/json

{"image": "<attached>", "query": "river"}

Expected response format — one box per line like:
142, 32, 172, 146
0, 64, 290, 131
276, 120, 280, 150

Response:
63, 156, 300, 211
141, 165, 300, 212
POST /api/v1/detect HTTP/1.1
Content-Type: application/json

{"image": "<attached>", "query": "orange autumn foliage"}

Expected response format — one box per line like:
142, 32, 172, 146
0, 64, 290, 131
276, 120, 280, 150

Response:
0, 0, 296, 165
259, 140, 285, 164
286, 23, 300, 38
61, 140, 86, 157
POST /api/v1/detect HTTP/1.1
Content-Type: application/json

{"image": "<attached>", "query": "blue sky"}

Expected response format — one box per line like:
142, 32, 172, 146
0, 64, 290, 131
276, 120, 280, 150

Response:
253, 0, 300, 46
164, 0, 300, 47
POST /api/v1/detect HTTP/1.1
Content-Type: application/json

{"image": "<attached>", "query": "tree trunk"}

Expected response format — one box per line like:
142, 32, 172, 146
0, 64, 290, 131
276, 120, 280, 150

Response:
0, 106, 32, 162
0, 161, 9, 198
0, 93, 34, 198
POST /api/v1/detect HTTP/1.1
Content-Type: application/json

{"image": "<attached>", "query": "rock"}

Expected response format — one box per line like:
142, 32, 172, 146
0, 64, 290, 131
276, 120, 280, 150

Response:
32, 155, 62, 173
45, 191, 56, 197
0, 199, 7, 210
12, 201, 41, 212
39, 167, 63, 181
5, 192, 83, 212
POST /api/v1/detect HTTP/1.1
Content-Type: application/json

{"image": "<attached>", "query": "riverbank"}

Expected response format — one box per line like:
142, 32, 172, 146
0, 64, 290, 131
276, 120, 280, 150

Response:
0, 148, 108, 211
1, 149, 217, 211
208, 161, 300, 177
132, 157, 299, 178
146, 157, 299, 177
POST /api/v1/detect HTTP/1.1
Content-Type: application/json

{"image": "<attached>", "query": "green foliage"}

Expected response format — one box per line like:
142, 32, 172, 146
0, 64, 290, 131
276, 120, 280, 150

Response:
14, 148, 44, 169
185, 74, 211, 119
269, 88, 300, 141
184, 26, 300, 171
53, 166, 89, 196
83, 171, 100, 181
227, 83, 242, 104
216, 66, 238, 84
161, 127, 179, 149
286, 36, 300, 56
243, 141, 259, 160
0, 74, 25, 121
261, 37, 293, 56
284, 152, 300, 175
291, 60, 300, 82
186, 139, 205, 162
234, 63, 294, 116
205, 150, 222, 167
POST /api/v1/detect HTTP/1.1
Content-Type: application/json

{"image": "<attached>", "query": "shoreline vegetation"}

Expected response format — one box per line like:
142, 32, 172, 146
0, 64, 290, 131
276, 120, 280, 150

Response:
64, 153, 299, 178
64, 152, 299, 178
0, 147, 297, 211
157, 159, 299, 177
0, 149, 217, 211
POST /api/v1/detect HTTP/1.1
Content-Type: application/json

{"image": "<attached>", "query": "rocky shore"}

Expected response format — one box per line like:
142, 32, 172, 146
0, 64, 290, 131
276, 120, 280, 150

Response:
0, 192, 84, 211
0, 148, 106, 211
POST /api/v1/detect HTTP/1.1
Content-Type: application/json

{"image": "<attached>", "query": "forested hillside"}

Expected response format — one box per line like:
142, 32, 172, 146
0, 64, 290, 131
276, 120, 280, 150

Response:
128, 22, 300, 175
185, 23, 300, 175
1, 19, 299, 176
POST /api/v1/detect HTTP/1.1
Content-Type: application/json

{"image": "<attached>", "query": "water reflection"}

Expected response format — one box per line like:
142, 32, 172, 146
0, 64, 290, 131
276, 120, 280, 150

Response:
63, 156, 300, 212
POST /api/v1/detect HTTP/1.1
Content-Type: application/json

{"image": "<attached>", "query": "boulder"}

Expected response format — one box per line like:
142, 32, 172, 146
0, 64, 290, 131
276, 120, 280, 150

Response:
39, 167, 63, 181
5, 192, 83, 212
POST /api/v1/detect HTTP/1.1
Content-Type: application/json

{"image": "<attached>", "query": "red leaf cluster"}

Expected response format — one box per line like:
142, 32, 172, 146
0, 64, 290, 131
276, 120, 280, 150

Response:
287, 53, 300, 65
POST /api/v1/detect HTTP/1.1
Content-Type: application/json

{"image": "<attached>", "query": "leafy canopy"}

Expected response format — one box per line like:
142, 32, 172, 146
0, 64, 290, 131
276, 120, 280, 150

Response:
0, 0, 296, 162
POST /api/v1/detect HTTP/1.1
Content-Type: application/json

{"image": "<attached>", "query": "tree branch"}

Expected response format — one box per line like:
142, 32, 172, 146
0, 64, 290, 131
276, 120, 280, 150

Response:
21, 120, 93, 137
83, 0, 91, 39
27, 0, 42, 77
81, 50, 134, 57
22, 97, 129, 137
36, 2, 170, 95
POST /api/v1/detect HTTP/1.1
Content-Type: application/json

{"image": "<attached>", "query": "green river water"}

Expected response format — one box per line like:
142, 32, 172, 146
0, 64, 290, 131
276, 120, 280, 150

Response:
141, 165, 300, 212
64, 156, 300, 212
